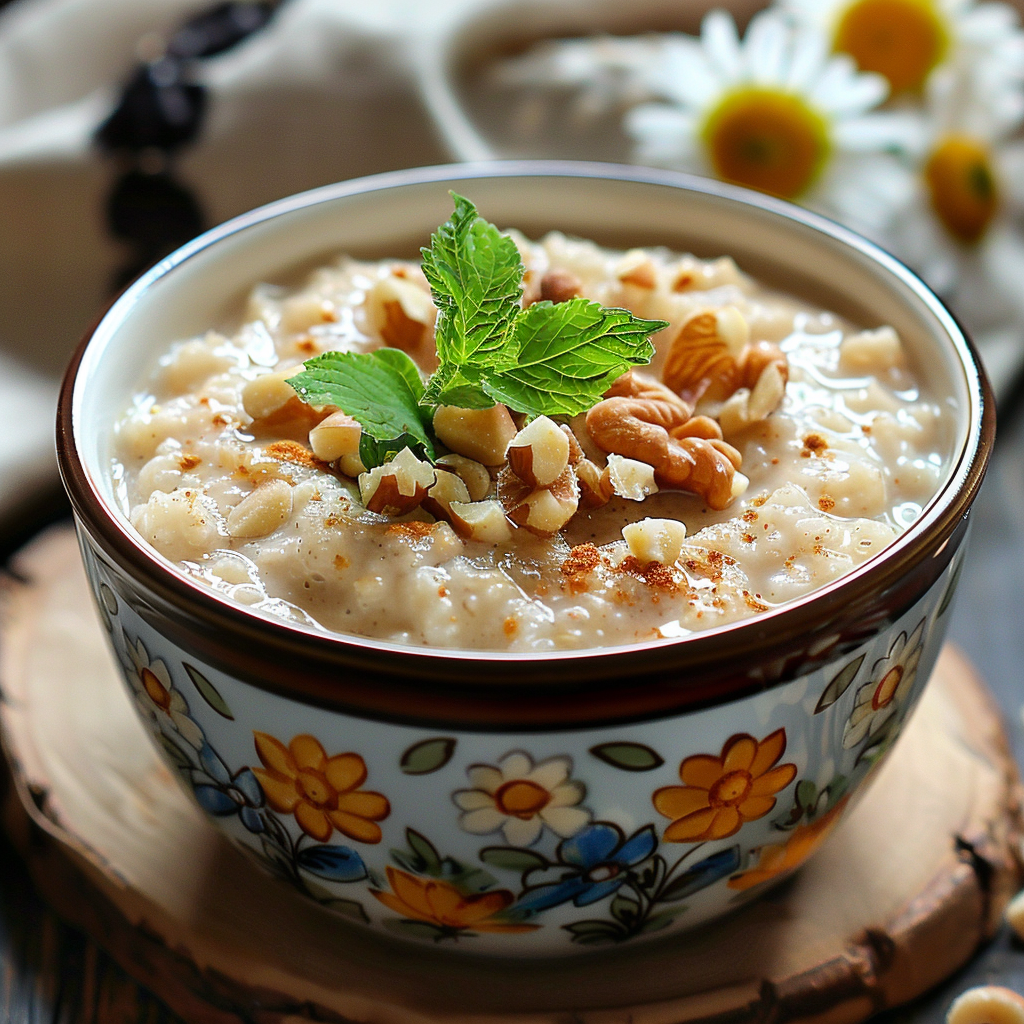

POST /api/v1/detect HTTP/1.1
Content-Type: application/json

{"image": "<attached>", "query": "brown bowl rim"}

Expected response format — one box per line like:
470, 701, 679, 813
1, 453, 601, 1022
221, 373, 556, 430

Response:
56, 160, 995, 727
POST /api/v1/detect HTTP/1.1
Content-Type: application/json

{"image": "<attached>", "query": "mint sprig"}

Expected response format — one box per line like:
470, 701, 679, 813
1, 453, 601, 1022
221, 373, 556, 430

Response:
286, 195, 668, 469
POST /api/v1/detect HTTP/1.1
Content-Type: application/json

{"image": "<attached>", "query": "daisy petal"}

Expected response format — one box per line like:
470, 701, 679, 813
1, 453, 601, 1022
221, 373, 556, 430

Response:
466, 765, 504, 794
460, 807, 508, 835
453, 789, 496, 811
528, 757, 571, 791
502, 814, 544, 847
540, 805, 591, 838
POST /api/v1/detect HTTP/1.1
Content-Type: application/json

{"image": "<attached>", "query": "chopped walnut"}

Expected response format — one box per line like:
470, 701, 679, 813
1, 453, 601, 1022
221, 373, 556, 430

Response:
586, 371, 744, 510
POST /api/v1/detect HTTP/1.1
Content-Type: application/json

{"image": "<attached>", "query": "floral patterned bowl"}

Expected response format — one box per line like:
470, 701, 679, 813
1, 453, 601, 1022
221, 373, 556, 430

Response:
57, 162, 993, 956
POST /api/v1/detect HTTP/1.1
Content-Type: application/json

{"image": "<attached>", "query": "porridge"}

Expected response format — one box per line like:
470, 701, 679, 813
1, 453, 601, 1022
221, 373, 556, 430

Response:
112, 197, 950, 651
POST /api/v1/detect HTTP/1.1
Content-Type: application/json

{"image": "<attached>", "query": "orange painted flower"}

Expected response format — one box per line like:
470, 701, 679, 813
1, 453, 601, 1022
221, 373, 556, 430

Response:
251, 733, 390, 844
654, 729, 797, 842
371, 867, 538, 934
727, 798, 849, 891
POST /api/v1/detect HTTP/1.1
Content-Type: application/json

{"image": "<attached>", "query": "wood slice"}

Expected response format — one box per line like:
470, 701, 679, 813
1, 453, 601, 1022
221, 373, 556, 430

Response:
1, 525, 1021, 1024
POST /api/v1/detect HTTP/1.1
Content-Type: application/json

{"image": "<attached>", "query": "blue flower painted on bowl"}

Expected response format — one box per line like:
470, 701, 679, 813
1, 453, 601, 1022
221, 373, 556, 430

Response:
192, 741, 265, 834
516, 822, 658, 913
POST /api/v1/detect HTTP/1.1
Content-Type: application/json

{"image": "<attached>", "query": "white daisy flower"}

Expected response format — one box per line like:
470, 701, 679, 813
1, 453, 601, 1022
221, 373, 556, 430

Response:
453, 751, 591, 847
624, 9, 917, 234
842, 619, 925, 749
121, 631, 204, 750
882, 65, 1024, 366
782, 0, 1024, 98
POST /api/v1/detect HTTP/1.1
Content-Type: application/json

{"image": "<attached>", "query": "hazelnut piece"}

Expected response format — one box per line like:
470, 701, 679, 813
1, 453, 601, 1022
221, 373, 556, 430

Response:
365, 276, 437, 354
605, 454, 658, 501
436, 454, 492, 502
506, 416, 570, 488
499, 465, 580, 537
448, 499, 514, 543
422, 468, 472, 521
358, 448, 436, 515
309, 411, 361, 463
433, 404, 517, 466
622, 518, 687, 566
576, 458, 613, 509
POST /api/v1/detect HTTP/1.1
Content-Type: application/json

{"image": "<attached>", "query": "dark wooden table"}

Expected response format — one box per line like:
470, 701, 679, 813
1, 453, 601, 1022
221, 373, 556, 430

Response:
0, 392, 1022, 1022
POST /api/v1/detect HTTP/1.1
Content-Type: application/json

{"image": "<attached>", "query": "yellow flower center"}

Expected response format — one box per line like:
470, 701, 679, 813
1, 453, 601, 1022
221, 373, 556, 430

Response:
833, 0, 948, 94
925, 135, 999, 243
702, 88, 830, 199
297, 769, 336, 808
872, 665, 904, 710
709, 770, 753, 808
141, 667, 172, 712
495, 779, 551, 818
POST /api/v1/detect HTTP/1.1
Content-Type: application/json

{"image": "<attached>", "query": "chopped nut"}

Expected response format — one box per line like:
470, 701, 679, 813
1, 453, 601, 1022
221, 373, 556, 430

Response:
946, 987, 1024, 1024
560, 424, 585, 466
616, 249, 657, 289
622, 518, 687, 566
661, 307, 749, 400
539, 268, 582, 304
498, 464, 579, 537
448, 499, 514, 543
338, 452, 366, 478
436, 454, 491, 502
433, 404, 517, 465
422, 468, 472, 521
358, 448, 436, 515
576, 458, 613, 509
241, 368, 299, 420
506, 415, 571, 488
227, 479, 293, 538
587, 372, 743, 510
364, 276, 437, 356
242, 368, 329, 439
605, 454, 658, 501
309, 411, 361, 463
718, 358, 788, 437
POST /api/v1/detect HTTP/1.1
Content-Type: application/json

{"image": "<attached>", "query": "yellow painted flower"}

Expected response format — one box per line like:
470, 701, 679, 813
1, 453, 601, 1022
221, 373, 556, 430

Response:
370, 867, 538, 934
453, 751, 590, 847
727, 798, 849, 891
624, 8, 913, 228
784, 0, 1024, 96
654, 729, 797, 842
252, 733, 389, 844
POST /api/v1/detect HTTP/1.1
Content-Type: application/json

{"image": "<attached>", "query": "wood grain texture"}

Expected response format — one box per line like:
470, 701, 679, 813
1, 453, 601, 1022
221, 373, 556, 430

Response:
0, 525, 1022, 1024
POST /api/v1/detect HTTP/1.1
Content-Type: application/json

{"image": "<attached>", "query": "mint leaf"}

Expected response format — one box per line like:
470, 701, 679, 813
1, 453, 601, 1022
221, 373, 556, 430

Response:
420, 193, 523, 377
285, 348, 434, 466
481, 299, 667, 417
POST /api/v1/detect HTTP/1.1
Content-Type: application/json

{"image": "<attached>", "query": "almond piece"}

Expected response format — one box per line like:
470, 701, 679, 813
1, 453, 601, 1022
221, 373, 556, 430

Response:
576, 458, 613, 509
622, 518, 687, 566
433, 405, 517, 466
506, 416, 570, 488
436, 454, 491, 502
309, 411, 361, 463
605, 454, 658, 501
448, 499, 514, 543
358, 448, 436, 515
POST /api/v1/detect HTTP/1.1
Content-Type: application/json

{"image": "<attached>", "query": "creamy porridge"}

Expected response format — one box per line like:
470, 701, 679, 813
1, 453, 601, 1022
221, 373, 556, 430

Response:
112, 199, 950, 651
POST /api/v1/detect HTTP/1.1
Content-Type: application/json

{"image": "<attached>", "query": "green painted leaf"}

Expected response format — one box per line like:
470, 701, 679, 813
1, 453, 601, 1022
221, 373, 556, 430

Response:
383, 919, 448, 941
420, 192, 524, 373
325, 897, 370, 923
99, 581, 118, 616
640, 906, 686, 933
610, 892, 640, 925
400, 737, 457, 775
482, 299, 664, 417
184, 663, 234, 720
286, 347, 435, 467
405, 829, 443, 876
795, 780, 818, 810
158, 733, 192, 770
589, 742, 665, 772
814, 654, 865, 714
479, 847, 550, 873
565, 920, 622, 945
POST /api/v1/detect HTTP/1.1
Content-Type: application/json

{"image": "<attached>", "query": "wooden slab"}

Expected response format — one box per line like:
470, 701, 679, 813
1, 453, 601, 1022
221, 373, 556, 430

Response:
1, 525, 1022, 1024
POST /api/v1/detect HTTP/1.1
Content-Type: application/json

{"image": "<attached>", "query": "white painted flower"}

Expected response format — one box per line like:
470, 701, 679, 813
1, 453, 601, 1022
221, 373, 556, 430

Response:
782, 0, 1024, 98
624, 9, 917, 235
453, 752, 591, 847
121, 631, 204, 749
842, 619, 925, 749
880, 65, 1024, 370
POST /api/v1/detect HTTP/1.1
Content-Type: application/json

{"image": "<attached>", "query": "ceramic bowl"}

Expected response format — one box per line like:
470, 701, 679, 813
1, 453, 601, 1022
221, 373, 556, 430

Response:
57, 162, 993, 956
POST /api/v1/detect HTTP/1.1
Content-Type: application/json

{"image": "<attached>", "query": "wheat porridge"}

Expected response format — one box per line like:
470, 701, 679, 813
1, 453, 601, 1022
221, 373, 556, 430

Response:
112, 197, 951, 651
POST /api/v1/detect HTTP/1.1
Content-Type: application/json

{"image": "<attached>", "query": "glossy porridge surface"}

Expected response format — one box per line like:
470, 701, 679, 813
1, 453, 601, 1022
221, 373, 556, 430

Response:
112, 231, 951, 651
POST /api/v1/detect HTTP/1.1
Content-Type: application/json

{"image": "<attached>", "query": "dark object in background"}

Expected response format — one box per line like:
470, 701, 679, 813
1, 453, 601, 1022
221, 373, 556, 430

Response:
95, 2, 282, 290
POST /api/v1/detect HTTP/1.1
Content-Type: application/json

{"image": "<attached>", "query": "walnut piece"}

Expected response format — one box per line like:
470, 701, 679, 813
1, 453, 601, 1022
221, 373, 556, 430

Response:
586, 371, 744, 510
358, 448, 436, 515
433, 404, 517, 466
661, 307, 749, 401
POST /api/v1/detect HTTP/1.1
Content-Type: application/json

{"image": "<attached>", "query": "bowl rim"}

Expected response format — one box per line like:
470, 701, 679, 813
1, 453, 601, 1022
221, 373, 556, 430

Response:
57, 159, 995, 725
